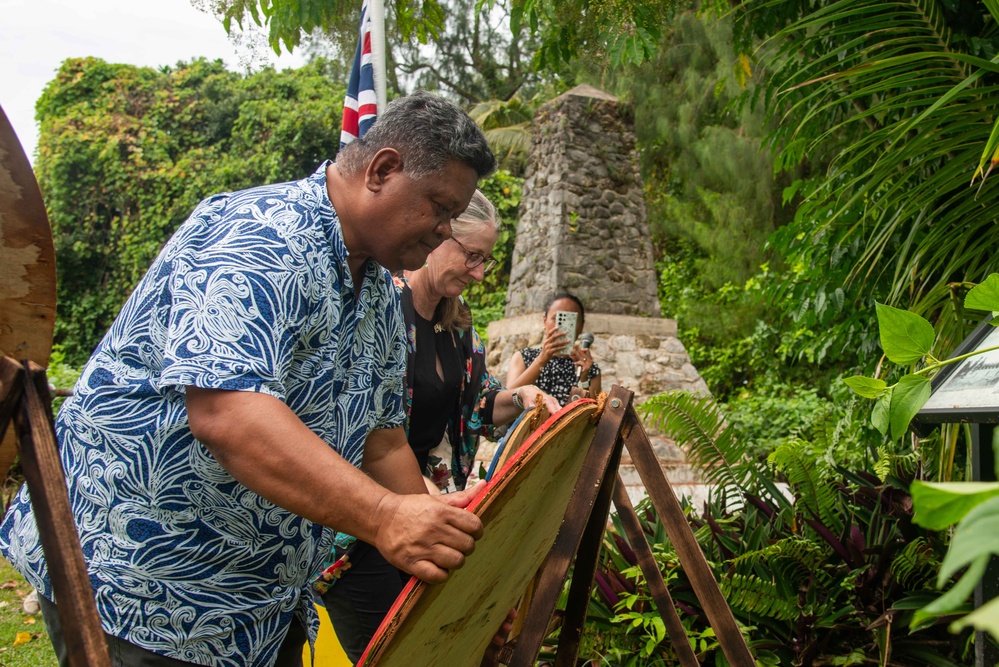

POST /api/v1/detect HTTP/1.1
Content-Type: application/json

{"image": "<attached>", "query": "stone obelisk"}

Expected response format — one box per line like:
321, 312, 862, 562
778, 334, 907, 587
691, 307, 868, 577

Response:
485, 84, 710, 502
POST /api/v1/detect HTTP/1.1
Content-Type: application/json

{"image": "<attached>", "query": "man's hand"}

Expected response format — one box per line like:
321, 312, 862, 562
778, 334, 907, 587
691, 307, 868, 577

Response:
371, 493, 483, 584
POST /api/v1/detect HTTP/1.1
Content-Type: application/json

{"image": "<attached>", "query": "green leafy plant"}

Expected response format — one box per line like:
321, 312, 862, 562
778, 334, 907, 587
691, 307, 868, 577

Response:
571, 389, 970, 665
35, 57, 346, 365
842, 273, 999, 646
844, 276, 999, 444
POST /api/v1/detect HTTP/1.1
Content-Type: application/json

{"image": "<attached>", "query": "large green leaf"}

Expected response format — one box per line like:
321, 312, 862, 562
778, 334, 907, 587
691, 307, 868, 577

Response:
965, 273, 999, 316
911, 555, 988, 628
951, 594, 999, 641
889, 374, 931, 441
937, 495, 999, 585
911, 481, 999, 530
842, 375, 887, 399
910, 496, 999, 627
875, 304, 935, 365
871, 390, 892, 436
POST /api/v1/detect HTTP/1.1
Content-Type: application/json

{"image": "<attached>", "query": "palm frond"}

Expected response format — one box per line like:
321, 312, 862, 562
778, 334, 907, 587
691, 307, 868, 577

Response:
746, 0, 999, 350
468, 97, 538, 172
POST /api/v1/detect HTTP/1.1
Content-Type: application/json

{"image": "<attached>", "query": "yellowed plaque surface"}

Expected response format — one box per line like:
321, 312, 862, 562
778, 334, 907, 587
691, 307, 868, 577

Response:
359, 400, 598, 667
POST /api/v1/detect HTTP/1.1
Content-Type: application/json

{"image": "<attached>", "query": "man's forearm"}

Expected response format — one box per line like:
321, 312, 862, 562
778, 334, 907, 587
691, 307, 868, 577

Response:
185, 386, 395, 544
186, 387, 483, 582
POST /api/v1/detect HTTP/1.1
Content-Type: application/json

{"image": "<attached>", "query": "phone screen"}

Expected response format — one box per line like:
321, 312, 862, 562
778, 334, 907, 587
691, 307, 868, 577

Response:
554, 311, 578, 355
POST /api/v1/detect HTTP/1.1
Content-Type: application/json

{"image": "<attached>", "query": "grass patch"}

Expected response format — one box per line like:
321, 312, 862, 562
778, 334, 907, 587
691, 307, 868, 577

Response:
0, 559, 55, 666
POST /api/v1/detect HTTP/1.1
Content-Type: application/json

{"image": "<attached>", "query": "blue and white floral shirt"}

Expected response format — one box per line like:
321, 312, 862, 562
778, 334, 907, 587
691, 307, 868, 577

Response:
0, 162, 407, 666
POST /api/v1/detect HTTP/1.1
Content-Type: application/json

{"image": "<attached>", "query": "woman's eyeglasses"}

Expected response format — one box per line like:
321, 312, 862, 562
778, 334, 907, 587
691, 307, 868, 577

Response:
451, 237, 498, 272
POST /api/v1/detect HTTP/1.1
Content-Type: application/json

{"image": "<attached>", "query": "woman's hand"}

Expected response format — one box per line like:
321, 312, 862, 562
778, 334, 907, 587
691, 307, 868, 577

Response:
570, 343, 594, 379
516, 385, 562, 415
539, 324, 570, 364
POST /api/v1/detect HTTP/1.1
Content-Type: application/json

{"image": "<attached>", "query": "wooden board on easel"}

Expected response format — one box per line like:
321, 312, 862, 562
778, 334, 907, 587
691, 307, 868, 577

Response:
359, 387, 756, 667
0, 105, 58, 475
359, 400, 599, 666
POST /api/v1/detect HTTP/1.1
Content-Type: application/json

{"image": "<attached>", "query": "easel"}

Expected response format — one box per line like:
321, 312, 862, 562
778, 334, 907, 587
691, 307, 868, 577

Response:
486, 386, 754, 667
0, 356, 111, 666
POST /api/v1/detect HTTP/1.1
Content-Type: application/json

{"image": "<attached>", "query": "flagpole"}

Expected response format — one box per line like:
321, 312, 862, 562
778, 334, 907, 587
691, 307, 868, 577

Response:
369, 0, 387, 112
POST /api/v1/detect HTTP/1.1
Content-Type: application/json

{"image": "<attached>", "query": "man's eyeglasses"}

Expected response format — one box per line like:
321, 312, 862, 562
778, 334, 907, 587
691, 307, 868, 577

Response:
451, 237, 498, 272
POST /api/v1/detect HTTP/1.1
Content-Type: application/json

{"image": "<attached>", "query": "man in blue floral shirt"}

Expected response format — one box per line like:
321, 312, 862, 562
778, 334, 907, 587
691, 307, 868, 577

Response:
0, 91, 495, 667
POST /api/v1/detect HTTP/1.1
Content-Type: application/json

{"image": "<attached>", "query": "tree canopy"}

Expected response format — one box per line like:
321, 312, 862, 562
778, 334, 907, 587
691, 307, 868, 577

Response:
37, 57, 345, 364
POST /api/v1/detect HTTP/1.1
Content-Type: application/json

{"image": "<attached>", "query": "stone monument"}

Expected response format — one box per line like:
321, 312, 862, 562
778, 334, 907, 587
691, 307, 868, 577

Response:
484, 84, 710, 503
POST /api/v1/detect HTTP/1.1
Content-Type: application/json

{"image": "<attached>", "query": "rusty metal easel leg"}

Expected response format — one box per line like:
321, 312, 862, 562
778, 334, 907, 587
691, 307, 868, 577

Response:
623, 405, 755, 667
611, 475, 699, 667
506, 387, 631, 666
0, 357, 110, 667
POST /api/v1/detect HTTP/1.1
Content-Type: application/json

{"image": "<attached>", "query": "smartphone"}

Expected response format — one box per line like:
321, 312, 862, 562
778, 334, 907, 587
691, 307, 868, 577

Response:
554, 311, 578, 355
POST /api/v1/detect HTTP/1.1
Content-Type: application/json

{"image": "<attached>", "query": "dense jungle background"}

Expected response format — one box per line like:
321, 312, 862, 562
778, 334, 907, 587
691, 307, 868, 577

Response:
26, 0, 999, 663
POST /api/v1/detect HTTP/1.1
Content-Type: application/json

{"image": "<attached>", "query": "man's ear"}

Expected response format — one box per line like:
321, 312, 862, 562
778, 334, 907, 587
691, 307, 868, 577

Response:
365, 148, 404, 192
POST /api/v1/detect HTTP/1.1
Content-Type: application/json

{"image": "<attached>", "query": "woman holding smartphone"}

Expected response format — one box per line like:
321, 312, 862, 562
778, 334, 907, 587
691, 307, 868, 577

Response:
505, 292, 602, 406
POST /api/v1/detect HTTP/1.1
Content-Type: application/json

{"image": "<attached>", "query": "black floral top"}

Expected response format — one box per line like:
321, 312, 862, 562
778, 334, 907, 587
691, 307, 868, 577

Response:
315, 279, 503, 592
398, 278, 502, 492
519, 347, 601, 407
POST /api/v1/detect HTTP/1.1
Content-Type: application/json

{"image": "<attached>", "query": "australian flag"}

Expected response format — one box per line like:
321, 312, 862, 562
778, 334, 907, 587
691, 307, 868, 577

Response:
340, 0, 377, 149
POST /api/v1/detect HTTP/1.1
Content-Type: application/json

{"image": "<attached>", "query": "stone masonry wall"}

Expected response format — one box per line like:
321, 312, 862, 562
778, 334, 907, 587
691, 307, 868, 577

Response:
482, 84, 712, 505
505, 85, 660, 319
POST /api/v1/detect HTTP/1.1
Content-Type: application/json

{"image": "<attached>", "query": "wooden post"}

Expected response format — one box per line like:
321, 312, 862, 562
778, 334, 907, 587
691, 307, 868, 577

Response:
552, 408, 626, 667
507, 387, 631, 666
611, 475, 699, 667
1, 357, 110, 667
623, 411, 755, 667
489, 387, 754, 666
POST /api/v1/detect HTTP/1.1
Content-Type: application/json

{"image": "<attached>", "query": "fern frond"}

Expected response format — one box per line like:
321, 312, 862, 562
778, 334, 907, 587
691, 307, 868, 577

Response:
768, 439, 843, 533
873, 446, 920, 483
637, 391, 750, 489
890, 537, 940, 590
720, 573, 799, 622
729, 536, 826, 573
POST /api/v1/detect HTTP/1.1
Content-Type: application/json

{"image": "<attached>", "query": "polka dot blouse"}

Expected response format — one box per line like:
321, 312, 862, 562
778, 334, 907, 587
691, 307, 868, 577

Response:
519, 347, 601, 407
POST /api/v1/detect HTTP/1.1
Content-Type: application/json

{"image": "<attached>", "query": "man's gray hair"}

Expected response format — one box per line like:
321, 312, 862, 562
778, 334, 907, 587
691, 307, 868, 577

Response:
336, 91, 496, 180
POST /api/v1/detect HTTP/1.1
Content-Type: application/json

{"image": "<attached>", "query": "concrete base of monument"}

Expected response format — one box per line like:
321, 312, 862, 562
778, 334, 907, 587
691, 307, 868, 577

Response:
485, 312, 711, 499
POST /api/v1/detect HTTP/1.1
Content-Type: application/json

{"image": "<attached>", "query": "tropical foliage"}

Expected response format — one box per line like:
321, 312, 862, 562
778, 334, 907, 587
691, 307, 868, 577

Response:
571, 390, 974, 665
31, 0, 999, 659
36, 56, 346, 364
842, 273, 999, 643
35, 55, 525, 362
738, 0, 999, 363
205, 0, 548, 105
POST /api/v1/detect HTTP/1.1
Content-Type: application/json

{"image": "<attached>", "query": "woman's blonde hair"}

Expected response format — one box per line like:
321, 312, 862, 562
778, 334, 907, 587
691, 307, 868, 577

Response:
437, 190, 498, 332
